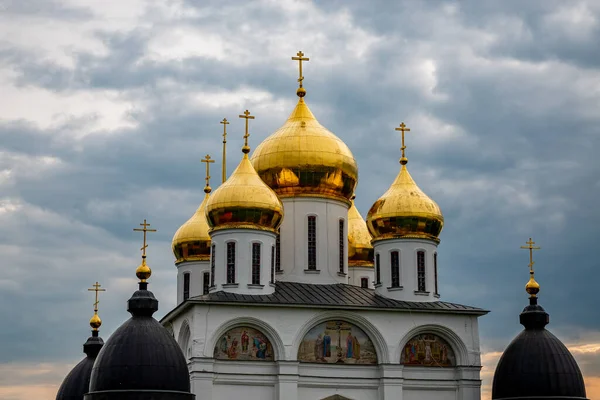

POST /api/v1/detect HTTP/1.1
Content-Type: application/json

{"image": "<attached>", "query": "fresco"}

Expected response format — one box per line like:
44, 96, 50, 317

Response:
297, 320, 378, 364
213, 326, 274, 361
400, 333, 455, 366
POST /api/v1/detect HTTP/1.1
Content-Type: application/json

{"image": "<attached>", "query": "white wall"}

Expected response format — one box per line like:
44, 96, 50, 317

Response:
210, 229, 277, 295
278, 197, 349, 285
348, 266, 375, 288
167, 304, 483, 400
373, 238, 439, 302
176, 260, 210, 304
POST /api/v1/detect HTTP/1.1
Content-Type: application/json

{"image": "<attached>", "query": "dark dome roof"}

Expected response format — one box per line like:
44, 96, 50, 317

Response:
492, 299, 587, 400
56, 333, 103, 400
85, 284, 194, 400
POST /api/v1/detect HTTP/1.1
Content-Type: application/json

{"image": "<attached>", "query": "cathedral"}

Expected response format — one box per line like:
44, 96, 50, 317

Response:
56, 52, 588, 400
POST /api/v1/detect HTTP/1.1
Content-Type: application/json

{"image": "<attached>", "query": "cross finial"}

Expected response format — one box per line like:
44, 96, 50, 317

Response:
239, 110, 255, 154
133, 219, 157, 258
201, 154, 215, 193
87, 281, 105, 331
291, 50, 309, 97
220, 118, 229, 183
521, 237, 541, 298
395, 122, 411, 165
520, 237, 541, 274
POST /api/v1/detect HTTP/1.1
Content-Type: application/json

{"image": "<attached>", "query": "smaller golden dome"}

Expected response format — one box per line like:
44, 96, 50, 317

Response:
367, 165, 444, 242
348, 197, 374, 267
206, 152, 283, 233
526, 275, 540, 297
89, 312, 102, 330
136, 258, 151, 282
172, 191, 211, 264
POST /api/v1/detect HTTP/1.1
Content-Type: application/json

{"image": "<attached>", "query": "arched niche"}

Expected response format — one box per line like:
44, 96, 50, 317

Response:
400, 332, 455, 366
213, 325, 275, 361
297, 320, 378, 364
177, 320, 191, 359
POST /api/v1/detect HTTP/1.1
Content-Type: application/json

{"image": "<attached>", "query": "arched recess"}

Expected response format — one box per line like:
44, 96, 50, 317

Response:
177, 319, 192, 360
396, 324, 470, 366
208, 317, 284, 361
292, 310, 389, 364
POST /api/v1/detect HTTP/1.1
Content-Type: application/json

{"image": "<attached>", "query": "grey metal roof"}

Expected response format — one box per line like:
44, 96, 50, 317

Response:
185, 282, 488, 315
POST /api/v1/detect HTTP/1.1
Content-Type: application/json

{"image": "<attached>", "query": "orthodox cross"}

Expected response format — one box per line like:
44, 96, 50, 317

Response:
87, 281, 105, 313
520, 237, 541, 274
292, 51, 309, 87
239, 110, 255, 152
395, 122, 411, 164
220, 118, 229, 183
201, 154, 215, 188
133, 219, 157, 258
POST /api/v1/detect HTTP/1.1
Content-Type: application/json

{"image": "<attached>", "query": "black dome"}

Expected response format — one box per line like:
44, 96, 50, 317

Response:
56, 333, 103, 400
492, 299, 587, 400
85, 284, 194, 400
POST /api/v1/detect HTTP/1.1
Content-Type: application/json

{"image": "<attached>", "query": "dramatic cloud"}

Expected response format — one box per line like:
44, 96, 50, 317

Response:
1, 0, 599, 398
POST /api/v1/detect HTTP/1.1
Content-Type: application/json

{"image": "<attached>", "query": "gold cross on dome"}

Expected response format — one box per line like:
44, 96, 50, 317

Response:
133, 219, 157, 257
521, 237, 541, 273
201, 154, 215, 188
239, 110, 255, 149
292, 51, 309, 87
220, 118, 229, 141
87, 281, 106, 313
395, 122, 411, 163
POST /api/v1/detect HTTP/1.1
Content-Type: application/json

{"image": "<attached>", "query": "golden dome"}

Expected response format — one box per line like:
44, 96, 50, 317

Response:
250, 97, 358, 203
172, 190, 212, 264
136, 258, 151, 282
348, 197, 374, 267
89, 312, 102, 330
367, 164, 443, 242
206, 151, 283, 233
526, 275, 540, 297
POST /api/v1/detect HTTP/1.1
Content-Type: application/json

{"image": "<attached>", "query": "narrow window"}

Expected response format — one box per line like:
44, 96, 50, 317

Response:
434, 252, 438, 295
307, 216, 317, 270
361, 277, 369, 288
252, 243, 261, 285
275, 233, 281, 272
338, 219, 345, 273
183, 273, 190, 301
210, 244, 216, 287
417, 251, 426, 292
226, 242, 236, 284
271, 245, 275, 283
391, 251, 400, 287
375, 253, 381, 284
202, 271, 210, 295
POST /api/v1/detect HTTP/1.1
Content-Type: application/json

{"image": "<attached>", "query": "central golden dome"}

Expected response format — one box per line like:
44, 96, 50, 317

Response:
206, 152, 283, 233
250, 97, 358, 203
367, 165, 443, 242
348, 197, 374, 267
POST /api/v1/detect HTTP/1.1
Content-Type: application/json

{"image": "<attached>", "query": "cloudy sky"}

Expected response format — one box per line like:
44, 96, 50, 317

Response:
1, 0, 599, 398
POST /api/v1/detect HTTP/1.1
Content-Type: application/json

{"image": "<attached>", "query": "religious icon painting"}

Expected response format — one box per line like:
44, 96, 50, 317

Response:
297, 320, 378, 364
213, 326, 274, 361
400, 333, 455, 367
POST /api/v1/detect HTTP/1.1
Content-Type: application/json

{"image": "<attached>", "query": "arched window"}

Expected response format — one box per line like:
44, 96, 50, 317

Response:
271, 245, 275, 283
202, 271, 210, 295
226, 242, 236, 284
178, 321, 191, 360
307, 216, 317, 270
390, 251, 400, 288
275, 233, 281, 272
338, 219, 345, 274
183, 272, 190, 300
417, 251, 426, 292
360, 277, 369, 288
375, 253, 381, 285
252, 243, 261, 285
210, 244, 216, 287
434, 252, 438, 295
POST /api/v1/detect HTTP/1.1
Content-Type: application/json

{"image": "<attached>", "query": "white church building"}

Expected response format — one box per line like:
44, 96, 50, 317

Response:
163, 53, 486, 400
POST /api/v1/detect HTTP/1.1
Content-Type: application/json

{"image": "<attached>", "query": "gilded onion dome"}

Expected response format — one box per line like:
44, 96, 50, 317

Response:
348, 197, 374, 267
367, 164, 443, 242
250, 97, 358, 204
171, 188, 212, 264
206, 147, 283, 233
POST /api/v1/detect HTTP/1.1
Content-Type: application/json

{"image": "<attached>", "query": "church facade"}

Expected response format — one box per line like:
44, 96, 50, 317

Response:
163, 52, 487, 400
